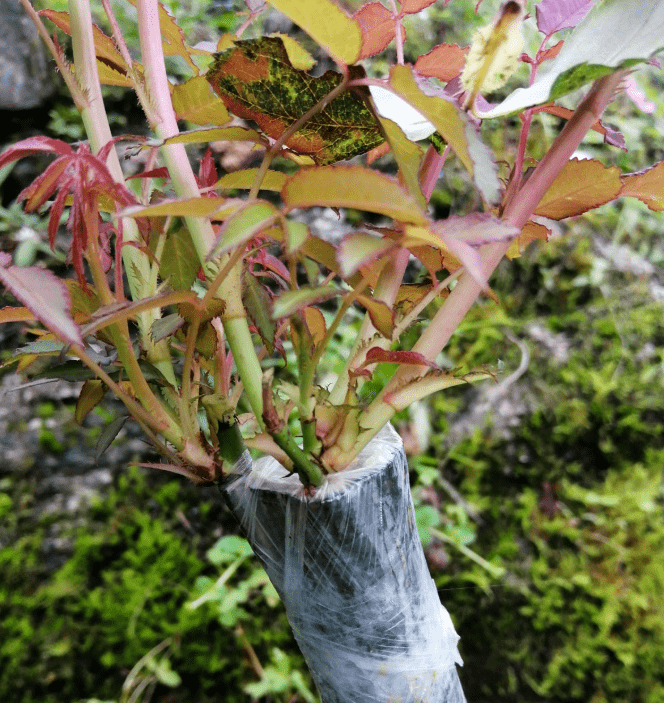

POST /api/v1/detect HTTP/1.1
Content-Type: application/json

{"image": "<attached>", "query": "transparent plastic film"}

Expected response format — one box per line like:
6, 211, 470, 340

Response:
220, 424, 466, 703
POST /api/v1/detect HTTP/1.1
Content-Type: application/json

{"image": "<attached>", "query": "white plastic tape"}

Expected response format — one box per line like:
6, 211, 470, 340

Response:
221, 424, 465, 703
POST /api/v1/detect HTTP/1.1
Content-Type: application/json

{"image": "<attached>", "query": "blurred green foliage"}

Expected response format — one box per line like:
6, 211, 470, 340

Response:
0, 468, 310, 703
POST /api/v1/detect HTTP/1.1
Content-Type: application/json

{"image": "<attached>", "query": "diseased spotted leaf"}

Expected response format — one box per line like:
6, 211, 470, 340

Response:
172, 76, 231, 125
282, 165, 428, 224
461, 0, 525, 106
207, 37, 383, 164
265, 0, 362, 65
621, 162, 664, 211
0, 254, 83, 347
536, 0, 592, 36
415, 43, 469, 82
535, 158, 622, 220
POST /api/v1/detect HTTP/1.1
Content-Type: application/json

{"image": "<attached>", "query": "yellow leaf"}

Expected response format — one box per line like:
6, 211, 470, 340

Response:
282, 165, 428, 225
535, 158, 622, 220
621, 162, 664, 211
266, 0, 362, 65
172, 76, 231, 125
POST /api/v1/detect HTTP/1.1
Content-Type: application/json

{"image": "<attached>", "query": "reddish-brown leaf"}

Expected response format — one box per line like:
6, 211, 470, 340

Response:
415, 43, 469, 82
399, 0, 438, 14
354, 3, 402, 59
535, 158, 622, 220
621, 162, 664, 211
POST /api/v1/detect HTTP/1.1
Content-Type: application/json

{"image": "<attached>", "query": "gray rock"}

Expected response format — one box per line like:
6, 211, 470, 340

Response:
0, 0, 57, 109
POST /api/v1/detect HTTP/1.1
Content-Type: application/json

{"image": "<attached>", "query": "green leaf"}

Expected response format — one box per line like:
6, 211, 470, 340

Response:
171, 75, 231, 126
272, 285, 340, 319
480, 0, 664, 118
266, 0, 362, 65
243, 270, 276, 354
154, 126, 263, 147
160, 228, 200, 290
121, 196, 234, 219
206, 535, 253, 565
378, 116, 426, 208
282, 165, 428, 224
337, 232, 396, 278
207, 36, 382, 164
95, 416, 128, 463
208, 201, 277, 259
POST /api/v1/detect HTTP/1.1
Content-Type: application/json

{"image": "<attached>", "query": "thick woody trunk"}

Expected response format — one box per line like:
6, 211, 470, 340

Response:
220, 424, 466, 703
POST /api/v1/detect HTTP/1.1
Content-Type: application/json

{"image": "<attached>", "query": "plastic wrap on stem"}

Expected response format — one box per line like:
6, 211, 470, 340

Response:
220, 424, 465, 703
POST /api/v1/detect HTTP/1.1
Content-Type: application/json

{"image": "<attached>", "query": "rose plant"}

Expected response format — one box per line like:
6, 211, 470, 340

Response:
1, 0, 664, 700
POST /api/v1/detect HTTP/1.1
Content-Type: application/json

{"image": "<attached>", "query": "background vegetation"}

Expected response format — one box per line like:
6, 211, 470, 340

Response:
1, 1, 663, 702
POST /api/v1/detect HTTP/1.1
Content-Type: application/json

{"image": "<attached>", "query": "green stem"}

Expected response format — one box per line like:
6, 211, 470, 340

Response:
269, 428, 325, 488
67, 0, 176, 385
135, 0, 264, 424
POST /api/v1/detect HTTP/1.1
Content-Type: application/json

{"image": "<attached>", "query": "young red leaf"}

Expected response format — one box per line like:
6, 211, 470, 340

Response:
282, 165, 428, 225
621, 162, 664, 211
536, 0, 592, 36
0, 254, 83, 347
362, 347, 438, 368
354, 3, 401, 60
535, 158, 622, 220
0, 136, 72, 170
415, 44, 469, 82
207, 37, 382, 164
